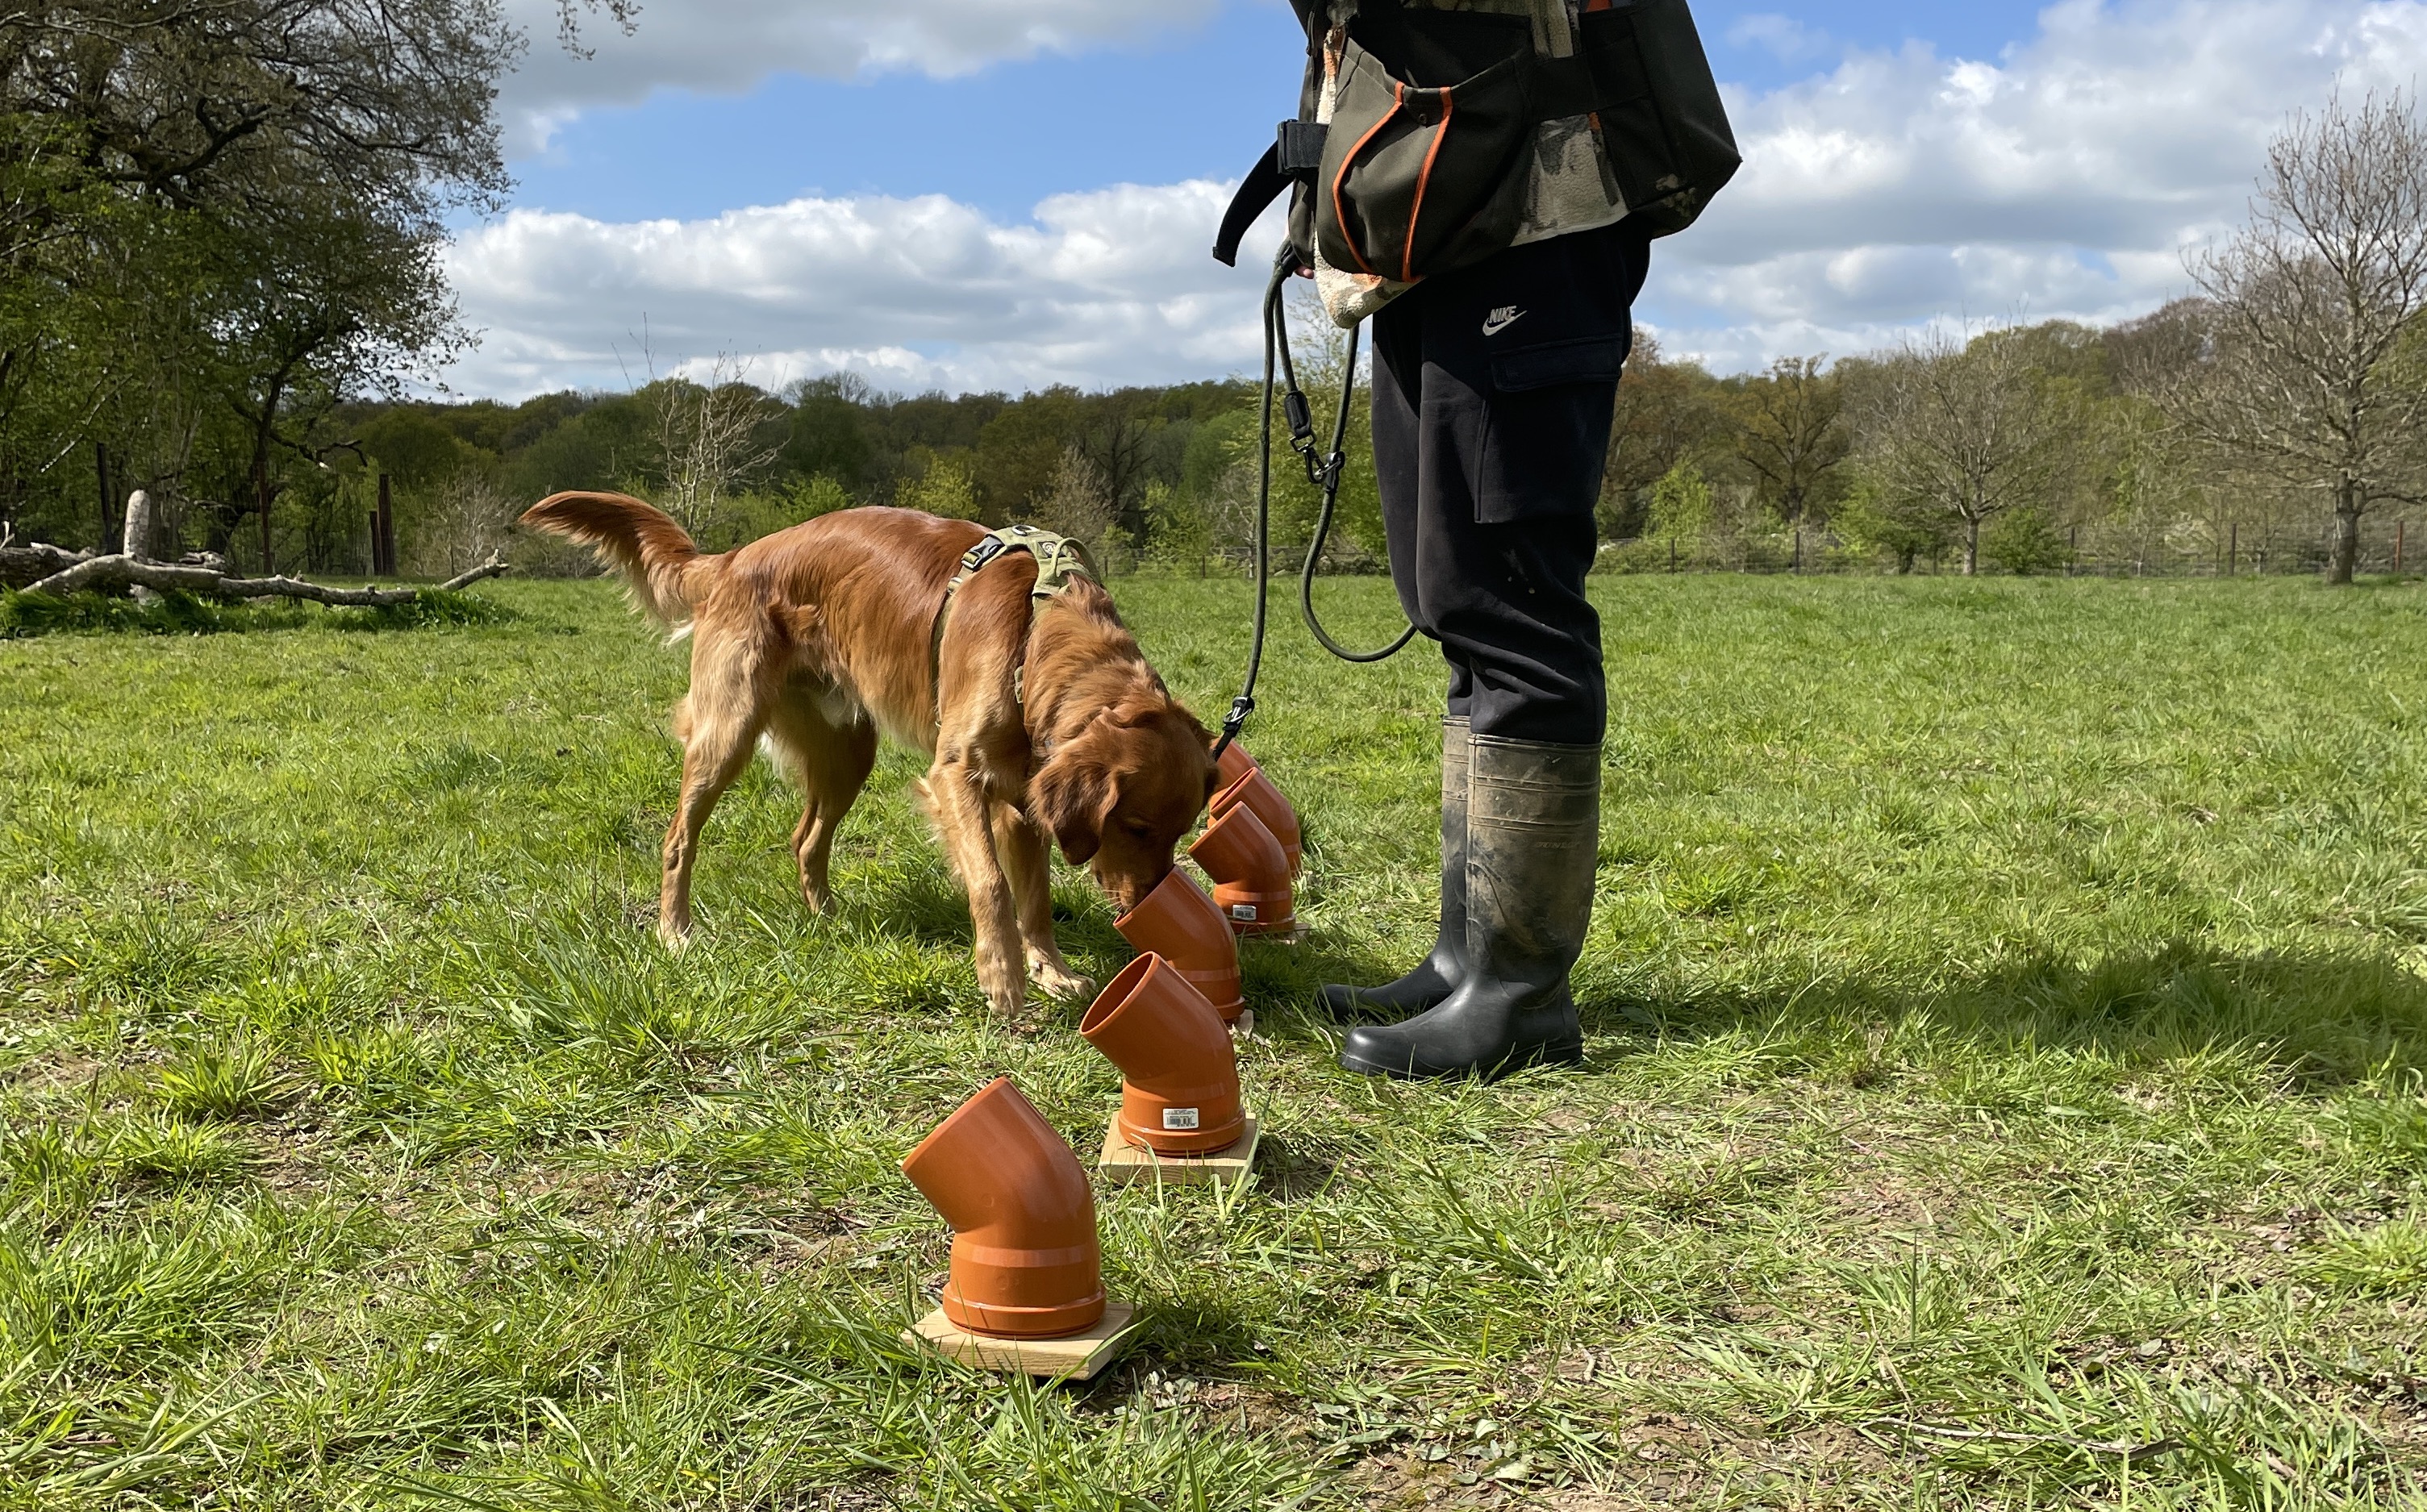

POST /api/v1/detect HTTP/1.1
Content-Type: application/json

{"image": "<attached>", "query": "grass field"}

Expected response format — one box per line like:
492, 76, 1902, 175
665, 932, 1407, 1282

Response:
4, 571, 2426, 1510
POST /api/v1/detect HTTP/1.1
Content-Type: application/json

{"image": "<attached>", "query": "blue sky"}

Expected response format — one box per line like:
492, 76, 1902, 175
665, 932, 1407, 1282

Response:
443, 0, 2427, 397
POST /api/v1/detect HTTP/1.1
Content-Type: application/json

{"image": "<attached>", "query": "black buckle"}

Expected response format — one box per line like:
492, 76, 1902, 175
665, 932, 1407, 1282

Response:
1277, 119, 1328, 179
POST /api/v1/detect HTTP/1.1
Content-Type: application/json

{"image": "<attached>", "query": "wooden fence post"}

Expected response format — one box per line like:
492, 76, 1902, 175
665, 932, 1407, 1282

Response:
255, 458, 273, 575
94, 442, 111, 553
376, 473, 396, 576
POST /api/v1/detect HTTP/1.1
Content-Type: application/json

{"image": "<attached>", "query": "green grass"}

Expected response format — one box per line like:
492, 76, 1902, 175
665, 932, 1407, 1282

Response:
4, 572, 2426, 1509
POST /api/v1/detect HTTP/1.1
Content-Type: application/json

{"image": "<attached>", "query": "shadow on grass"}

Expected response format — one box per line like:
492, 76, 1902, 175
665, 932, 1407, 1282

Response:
0, 586, 512, 637
1256, 1128, 1349, 1203
1575, 941, 2427, 1087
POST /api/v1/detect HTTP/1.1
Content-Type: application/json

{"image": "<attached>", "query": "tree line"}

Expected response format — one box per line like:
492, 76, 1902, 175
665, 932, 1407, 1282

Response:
4, 35, 2421, 589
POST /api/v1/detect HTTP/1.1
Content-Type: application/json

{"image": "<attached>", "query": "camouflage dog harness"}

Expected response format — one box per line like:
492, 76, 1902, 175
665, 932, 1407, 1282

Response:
928, 524, 1098, 724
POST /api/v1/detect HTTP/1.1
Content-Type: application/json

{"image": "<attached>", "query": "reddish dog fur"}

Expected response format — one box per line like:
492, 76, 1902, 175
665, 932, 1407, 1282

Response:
520, 491, 1220, 1015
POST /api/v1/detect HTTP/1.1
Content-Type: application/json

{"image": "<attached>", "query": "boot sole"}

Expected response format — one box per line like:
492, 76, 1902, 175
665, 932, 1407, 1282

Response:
1339, 1035, 1583, 1082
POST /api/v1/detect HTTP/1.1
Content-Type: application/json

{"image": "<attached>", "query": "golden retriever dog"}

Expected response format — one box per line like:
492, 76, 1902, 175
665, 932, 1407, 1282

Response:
520, 492, 1220, 1016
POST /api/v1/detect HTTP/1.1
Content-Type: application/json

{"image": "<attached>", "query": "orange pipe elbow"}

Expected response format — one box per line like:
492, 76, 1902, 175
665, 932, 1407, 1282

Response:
1190, 801, 1296, 936
1114, 868, 1245, 1020
1081, 954, 1246, 1156
1213, 766, 1302, 877
1216, 741, 1259, 790
900, 1077, 1106, 1339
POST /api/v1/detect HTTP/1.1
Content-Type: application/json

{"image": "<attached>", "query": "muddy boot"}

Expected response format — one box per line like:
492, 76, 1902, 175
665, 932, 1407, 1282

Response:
1320, 718, 1470, 1022
1338, 736, 1598, 1080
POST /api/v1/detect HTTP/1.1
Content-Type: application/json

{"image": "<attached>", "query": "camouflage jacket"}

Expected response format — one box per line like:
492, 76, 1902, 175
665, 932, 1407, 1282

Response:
1297, 0, 1630, 325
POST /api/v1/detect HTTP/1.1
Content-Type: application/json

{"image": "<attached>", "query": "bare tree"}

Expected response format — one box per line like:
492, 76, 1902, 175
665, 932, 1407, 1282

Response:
1858, 326, 2080, 576
1729, 355, 1849, 528
648, 354, 781, 539
2175, 91, 2427, 585
406, 472, 516, 577
1036, 444, 1119, 563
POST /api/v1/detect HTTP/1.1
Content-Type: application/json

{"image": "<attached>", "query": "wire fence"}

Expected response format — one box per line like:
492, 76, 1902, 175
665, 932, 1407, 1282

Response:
1595, 514, 2426, 578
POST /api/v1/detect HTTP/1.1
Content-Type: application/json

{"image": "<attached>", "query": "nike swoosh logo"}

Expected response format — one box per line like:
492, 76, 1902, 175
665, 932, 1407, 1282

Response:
1482, 308, 1526, 337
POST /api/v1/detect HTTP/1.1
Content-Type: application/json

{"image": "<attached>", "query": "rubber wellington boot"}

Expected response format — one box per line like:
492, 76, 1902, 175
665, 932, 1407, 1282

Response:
1319, 718, 1469, 1022
1338, 735, 1599, 1080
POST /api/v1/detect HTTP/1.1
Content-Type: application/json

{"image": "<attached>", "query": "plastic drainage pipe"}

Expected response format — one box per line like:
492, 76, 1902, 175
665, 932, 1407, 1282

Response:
900, 1077, 1106, 1339
1212, 766, 1302, 877
1080, 954, 1246, 1156
1190, 801, 1296, 936
1114, 869, 1246, 1020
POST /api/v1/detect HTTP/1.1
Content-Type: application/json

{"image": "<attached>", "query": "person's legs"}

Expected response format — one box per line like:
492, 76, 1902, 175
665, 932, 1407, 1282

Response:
1333, 220, 1648, 1077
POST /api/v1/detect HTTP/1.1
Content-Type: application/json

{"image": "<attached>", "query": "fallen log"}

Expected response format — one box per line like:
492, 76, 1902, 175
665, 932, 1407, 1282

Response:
19, 548, 510, 604
2, 542, 94, 589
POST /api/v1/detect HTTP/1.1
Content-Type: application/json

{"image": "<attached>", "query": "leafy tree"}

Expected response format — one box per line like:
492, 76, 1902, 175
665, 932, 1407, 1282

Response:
785, 373, 874, 492
1830, 473, 1947, 573
1648, 460, 1713, 547
1603, 332, 1726, 539
976, 386, 1086, 518
1728, 355, 1849, 529
896, 450, 978, 520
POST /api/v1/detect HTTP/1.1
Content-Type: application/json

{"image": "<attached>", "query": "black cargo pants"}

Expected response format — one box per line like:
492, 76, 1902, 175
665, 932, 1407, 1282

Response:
1370, 217, 1651, 746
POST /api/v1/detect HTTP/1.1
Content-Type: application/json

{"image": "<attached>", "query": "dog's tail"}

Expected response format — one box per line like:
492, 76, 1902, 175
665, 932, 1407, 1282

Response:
520, 491, 715, 628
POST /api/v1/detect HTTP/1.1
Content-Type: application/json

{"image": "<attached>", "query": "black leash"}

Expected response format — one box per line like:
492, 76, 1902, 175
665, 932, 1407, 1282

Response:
1212, 248, 1417, 760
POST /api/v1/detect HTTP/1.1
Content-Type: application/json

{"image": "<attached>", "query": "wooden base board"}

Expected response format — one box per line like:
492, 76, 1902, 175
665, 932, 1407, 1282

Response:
904, 1302, 1138, 1381
1096, 1114, 1260, 1185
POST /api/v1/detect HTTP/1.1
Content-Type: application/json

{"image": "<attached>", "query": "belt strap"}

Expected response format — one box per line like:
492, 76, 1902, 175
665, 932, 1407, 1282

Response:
1214, 121, 1330, 267
929, 525, 1097, 726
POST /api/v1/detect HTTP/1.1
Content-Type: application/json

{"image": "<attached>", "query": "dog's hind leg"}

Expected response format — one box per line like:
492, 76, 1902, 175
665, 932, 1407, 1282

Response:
992, 801, 1090, 1002
660, 631, 771, 948
765, 695, 878, 915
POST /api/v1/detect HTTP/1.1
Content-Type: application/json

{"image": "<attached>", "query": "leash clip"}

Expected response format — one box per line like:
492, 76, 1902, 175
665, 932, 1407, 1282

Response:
1216, 694, 1256, 756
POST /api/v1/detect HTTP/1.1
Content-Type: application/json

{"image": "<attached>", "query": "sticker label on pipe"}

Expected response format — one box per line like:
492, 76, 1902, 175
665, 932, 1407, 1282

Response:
1228, 904, 1258, 922
1163, 1108, 1201, 1131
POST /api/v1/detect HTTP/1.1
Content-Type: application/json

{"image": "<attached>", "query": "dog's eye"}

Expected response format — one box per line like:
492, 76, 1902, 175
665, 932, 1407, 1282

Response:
1120, 818, 1154, 839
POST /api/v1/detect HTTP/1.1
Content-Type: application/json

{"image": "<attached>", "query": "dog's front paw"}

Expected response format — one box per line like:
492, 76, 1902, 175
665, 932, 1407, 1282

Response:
1032, 961, 1095, 1002
657, 919, 694, 952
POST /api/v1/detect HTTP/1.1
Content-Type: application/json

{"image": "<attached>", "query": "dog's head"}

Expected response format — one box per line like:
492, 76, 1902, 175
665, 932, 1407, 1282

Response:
1031, 696, 1220, 914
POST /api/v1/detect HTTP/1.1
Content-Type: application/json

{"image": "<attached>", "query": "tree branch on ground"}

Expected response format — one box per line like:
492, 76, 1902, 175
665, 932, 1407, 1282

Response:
19, 548, 506, 602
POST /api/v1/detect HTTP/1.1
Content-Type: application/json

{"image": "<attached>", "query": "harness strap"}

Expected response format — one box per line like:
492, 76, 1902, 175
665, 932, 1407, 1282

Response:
928, 524, 1098, 727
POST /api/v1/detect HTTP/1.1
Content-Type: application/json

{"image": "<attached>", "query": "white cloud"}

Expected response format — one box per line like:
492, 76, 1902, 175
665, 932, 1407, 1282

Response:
445, 0, 2427, 394
1645, 0, 2427, 369
501, 0, 1220, 153
442, 179, 1282, 396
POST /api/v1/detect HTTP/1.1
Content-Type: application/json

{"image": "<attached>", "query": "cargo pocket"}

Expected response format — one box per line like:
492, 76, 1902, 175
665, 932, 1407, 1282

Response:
1475, 335, 1625, 525
1489, 334, 1629, 394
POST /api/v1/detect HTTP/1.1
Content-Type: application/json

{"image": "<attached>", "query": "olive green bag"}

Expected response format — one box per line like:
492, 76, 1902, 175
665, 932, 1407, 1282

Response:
1317, 1, 1737, 284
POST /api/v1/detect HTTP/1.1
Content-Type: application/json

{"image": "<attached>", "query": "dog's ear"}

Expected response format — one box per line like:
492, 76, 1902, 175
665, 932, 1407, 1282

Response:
1032, 751, 1121, 865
